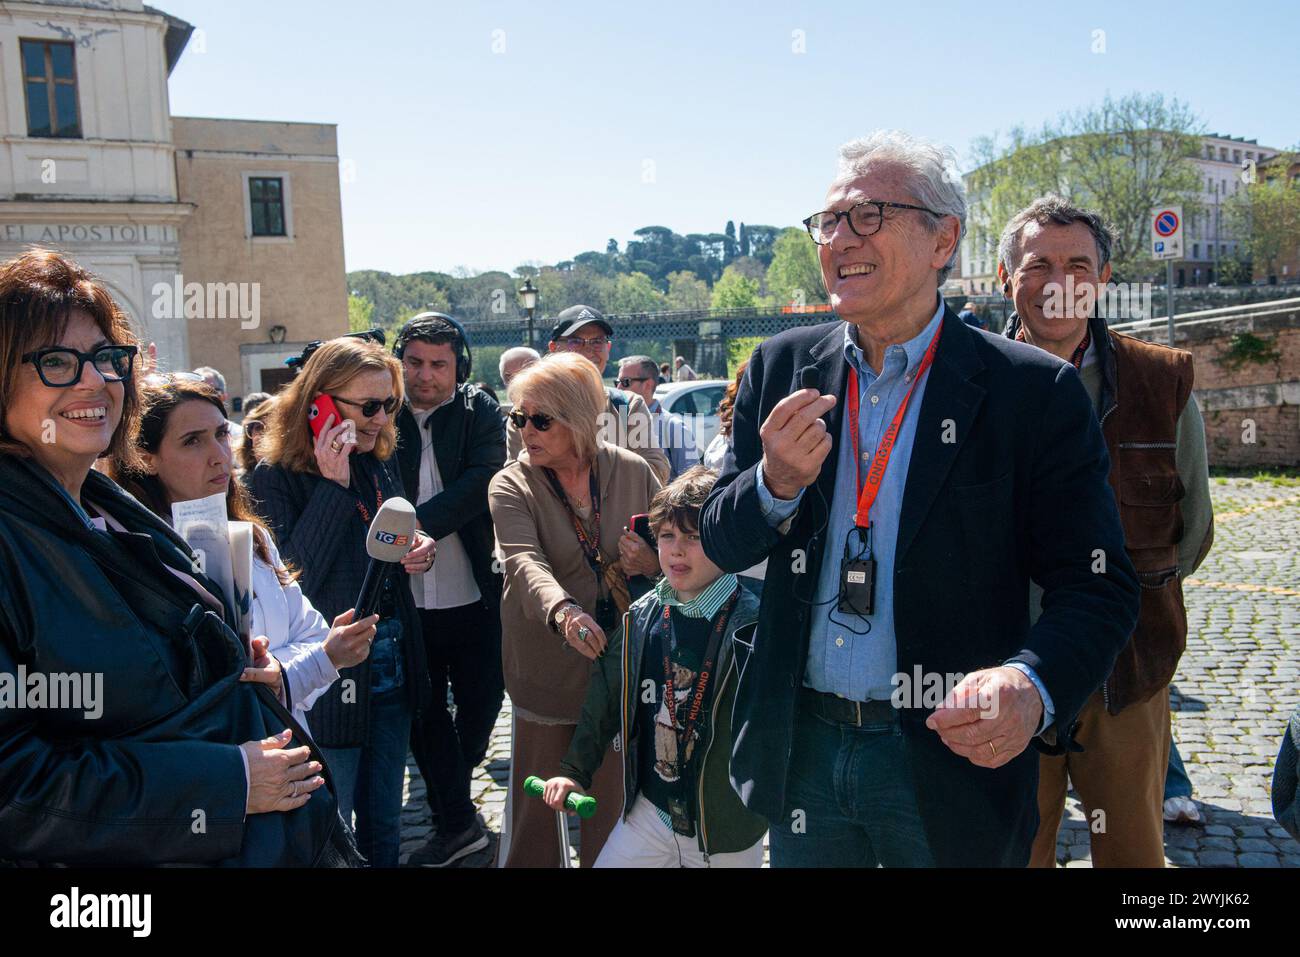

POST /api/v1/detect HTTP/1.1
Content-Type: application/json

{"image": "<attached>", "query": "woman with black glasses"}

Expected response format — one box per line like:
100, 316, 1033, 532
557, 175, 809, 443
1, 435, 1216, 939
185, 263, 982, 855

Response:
488, 352, 661, 866
250, 337, 435, 867
0, 248, 357, 865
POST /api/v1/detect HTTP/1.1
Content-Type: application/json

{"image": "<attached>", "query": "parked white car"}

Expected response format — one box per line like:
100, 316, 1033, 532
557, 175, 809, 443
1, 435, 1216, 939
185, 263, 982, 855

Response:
653, 379, 728, 455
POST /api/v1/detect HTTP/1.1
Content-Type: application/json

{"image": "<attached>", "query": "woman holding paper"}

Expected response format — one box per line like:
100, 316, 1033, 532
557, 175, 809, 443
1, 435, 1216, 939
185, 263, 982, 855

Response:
0, 248, 356, 866
107, 375, 380, 738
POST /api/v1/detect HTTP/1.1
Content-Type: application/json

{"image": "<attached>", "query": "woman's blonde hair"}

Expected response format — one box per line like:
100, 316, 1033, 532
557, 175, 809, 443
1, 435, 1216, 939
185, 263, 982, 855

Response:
260, 337, 404, 474
507, 352, 606, 465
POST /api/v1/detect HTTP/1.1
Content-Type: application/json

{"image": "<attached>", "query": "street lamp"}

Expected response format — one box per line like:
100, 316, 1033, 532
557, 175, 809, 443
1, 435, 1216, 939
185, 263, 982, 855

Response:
518, 278, 539, 349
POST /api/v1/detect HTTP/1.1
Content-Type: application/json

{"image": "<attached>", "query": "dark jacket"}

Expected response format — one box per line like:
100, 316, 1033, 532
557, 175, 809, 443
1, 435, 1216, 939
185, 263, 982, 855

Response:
249, 452, 430, 749
394, 384, 506, 609
1005, 312, 1209, 714
700, 306, 1141, 867
560, 585, 769, 856
1272, 704, 1300, 842
0, 455, 357, 866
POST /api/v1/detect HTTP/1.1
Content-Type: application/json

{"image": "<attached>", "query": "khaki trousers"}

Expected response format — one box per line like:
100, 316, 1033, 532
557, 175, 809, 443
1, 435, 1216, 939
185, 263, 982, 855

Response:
500, 715, 622, 868
1030, 686, 1170, 868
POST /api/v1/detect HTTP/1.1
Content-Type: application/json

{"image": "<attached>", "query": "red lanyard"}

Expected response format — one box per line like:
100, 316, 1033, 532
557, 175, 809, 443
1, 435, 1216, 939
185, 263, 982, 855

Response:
846, 322, 943, 530
658, 588, 739, 776
543, 467, 602, 571
353, 463, 385, 526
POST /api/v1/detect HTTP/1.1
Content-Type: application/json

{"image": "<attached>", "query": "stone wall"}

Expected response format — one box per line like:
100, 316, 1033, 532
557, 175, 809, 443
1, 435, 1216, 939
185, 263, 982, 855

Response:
1123, 307, 1299, 468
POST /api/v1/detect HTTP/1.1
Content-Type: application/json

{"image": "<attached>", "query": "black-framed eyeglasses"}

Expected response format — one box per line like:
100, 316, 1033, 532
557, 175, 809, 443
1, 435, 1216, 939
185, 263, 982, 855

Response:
333, 394, 398, 417
802, 200, 943, 245
508, 408, 554, 431
22, 344, 138, 388
616, 376, 653, 388
558, 335, 613, 349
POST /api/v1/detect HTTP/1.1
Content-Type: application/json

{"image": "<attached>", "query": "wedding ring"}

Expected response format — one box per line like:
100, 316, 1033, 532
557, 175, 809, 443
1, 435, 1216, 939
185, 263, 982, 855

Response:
291, 780, 299, 797
988, 741, 997, 758
330, 440, 343, 452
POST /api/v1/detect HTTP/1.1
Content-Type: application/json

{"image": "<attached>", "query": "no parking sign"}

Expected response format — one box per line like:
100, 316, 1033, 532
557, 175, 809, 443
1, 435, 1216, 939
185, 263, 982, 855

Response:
1150, 205, 1183, 260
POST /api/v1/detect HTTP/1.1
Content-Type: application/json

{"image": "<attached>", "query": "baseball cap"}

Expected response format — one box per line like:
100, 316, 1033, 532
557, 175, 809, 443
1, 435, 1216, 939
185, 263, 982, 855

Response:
550, 305, 613, 341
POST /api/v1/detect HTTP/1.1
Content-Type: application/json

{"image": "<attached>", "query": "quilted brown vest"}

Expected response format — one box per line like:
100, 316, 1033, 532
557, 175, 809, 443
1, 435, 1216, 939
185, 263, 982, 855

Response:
1101, 331, 1194, 714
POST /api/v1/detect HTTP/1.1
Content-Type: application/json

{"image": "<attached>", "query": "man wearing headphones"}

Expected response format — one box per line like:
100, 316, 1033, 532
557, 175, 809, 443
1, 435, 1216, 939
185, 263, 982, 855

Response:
394, 312, 507, 867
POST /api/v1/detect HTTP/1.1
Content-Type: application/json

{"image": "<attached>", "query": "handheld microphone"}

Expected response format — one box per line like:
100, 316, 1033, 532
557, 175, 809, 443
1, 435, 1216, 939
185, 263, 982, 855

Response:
353, 497, 418, 620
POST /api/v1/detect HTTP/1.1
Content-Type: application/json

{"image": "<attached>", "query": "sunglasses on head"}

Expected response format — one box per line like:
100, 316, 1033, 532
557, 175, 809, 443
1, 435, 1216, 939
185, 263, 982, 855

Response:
332, 395, 398, 417
508, 408, 554, 431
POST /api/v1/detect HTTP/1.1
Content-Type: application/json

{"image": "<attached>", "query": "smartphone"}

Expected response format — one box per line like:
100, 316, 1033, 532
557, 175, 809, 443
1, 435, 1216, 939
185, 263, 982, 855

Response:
308, 394, 342, 440
631, 513, 656, 551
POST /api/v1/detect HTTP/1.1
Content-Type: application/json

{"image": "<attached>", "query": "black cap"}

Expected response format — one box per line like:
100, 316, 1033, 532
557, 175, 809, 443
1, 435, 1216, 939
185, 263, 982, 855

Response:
550, 305, 613, 341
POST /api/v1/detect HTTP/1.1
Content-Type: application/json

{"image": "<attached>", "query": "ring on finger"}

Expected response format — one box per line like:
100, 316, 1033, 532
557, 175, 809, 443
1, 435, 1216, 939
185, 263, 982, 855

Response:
988, 741, 997, 758
577, 625, 590, 643
291, 780, 299, 797
330, 440, 343, 452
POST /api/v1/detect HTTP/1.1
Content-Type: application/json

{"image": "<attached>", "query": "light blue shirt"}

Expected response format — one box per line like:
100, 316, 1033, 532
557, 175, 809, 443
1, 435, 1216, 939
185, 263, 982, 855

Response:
649, 400, 699, 479
756, 299, 1053, 729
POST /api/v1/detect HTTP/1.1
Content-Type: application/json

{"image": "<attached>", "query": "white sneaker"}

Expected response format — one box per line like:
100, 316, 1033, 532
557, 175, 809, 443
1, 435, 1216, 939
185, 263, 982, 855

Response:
1163, 796, 1202, 825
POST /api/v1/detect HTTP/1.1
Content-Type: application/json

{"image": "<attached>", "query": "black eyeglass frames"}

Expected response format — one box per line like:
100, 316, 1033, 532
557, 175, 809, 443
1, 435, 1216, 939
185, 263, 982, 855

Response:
332, 395, 398, 417
22, 344, 138, 388
802, 200, 944, 245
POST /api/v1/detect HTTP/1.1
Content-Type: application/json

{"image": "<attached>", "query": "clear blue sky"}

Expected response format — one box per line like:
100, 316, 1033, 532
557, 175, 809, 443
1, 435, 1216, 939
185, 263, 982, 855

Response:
161, 0, 1297, 277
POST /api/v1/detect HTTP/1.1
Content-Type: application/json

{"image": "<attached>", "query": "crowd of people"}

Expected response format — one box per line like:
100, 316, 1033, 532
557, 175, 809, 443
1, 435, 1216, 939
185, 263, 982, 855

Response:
1, 127, 1297, 869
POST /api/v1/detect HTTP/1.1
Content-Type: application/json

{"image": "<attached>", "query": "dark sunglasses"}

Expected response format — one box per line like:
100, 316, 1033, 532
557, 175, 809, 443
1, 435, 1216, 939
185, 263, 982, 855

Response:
508, 408, 554, 431
22, 344, 137, 388
616, 376, 653, 388
333, 394, 398, 417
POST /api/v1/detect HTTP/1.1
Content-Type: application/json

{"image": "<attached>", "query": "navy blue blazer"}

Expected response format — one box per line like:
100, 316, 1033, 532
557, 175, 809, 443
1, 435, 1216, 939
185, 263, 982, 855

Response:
700, 305, 1140, 866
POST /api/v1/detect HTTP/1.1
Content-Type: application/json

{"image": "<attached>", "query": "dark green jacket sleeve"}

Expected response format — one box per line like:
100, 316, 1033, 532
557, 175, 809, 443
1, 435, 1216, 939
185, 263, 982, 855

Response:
558, 617, 627, 790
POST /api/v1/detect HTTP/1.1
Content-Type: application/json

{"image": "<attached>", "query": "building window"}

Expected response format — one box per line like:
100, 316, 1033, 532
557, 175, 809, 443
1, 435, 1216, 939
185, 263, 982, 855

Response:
1193, 243, 1200, 259
20, 39, 80, 138
248, 177, 286, 236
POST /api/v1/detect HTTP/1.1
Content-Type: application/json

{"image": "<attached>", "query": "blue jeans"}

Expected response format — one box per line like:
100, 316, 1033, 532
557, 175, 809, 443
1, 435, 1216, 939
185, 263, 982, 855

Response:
769, 701, 934, 867
321, 622, 411, 868
1165, 738, 1193, 801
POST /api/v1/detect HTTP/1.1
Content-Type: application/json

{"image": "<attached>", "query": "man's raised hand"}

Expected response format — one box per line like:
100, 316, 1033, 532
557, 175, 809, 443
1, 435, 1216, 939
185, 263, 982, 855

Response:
759, 388, 837, 500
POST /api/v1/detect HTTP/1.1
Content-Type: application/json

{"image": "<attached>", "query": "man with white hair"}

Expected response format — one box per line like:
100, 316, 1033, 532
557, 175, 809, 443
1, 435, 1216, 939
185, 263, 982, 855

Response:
700, 130, 1139, 867
498, 346, 539, 414
499, 346, 539, 389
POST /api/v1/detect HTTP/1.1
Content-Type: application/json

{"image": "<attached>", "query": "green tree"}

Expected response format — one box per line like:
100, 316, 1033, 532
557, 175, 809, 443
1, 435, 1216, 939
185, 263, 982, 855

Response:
727, 336, 764, 379
711, 266, 760, 310
968, 93, 1205, 279
608, 271, 667, 313
348, 293, 375, 333
665, 270, 711, 311
1227, 152, 1300, 281
766, 227, 826, 308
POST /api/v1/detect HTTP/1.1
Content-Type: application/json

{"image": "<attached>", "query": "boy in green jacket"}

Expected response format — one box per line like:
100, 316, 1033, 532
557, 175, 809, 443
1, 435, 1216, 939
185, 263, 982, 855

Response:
543, 466, 768, 866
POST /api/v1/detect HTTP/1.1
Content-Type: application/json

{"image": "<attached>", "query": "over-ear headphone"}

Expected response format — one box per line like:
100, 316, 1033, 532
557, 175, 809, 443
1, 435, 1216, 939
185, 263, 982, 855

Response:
394, 311, 472, 384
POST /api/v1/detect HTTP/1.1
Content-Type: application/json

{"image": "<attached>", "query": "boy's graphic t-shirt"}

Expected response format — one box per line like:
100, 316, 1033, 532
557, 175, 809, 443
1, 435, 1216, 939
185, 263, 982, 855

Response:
634, 574, 740, 829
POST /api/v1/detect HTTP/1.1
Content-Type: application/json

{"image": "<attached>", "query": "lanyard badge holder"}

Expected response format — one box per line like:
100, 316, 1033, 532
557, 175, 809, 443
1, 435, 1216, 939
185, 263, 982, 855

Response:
838, 321, 943, 620
838, 524, 876, 617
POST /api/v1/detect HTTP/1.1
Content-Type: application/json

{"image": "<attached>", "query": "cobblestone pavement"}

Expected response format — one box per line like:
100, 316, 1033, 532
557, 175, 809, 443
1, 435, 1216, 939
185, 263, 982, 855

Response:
397, 478, 1300, 868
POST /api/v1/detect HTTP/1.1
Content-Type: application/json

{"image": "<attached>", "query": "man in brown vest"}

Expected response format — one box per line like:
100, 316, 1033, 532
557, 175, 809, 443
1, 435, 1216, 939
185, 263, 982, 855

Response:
996, 195, 1214, 867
